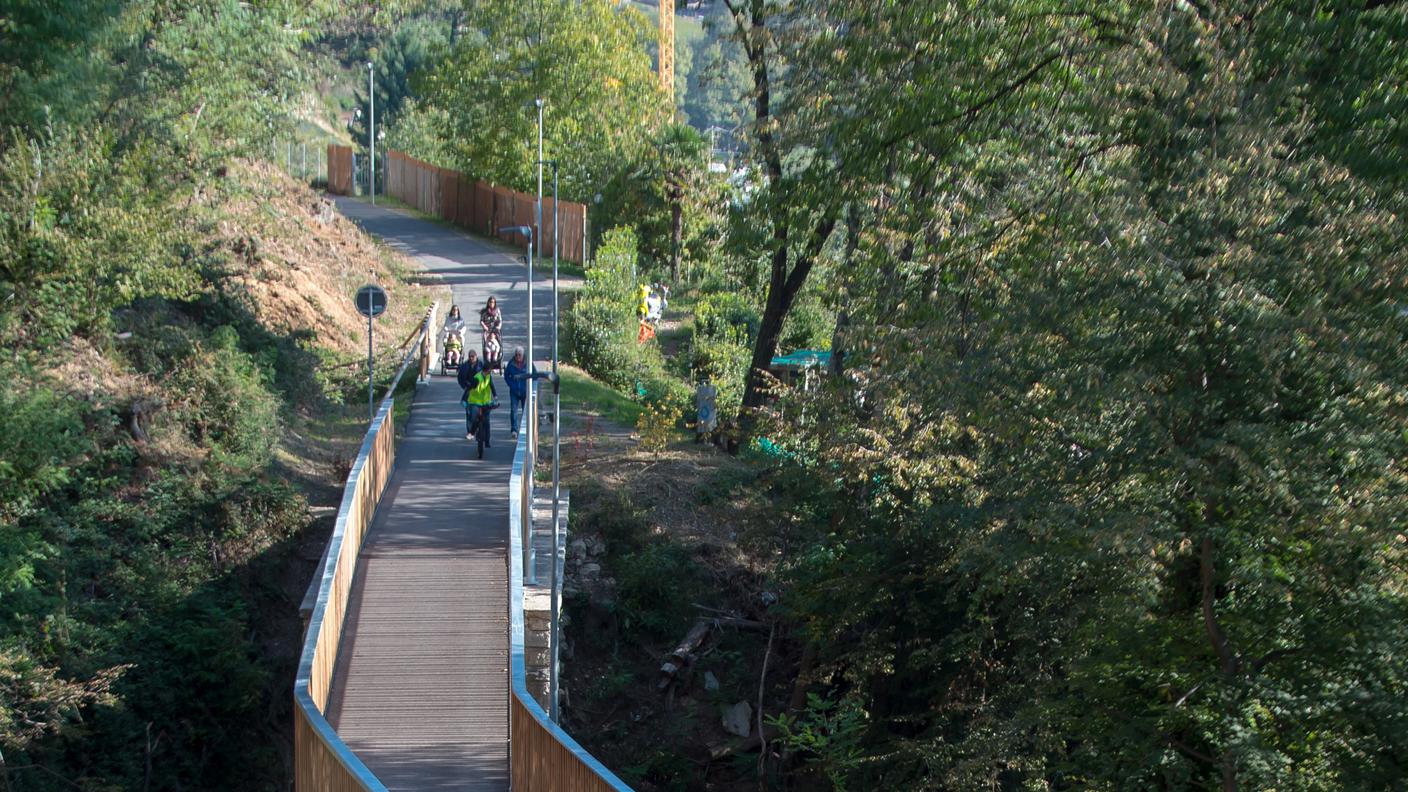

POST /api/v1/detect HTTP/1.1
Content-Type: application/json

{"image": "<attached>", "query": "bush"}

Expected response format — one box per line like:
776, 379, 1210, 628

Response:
166, 336, 280, 470
689, 328, 751, 422
564, 294, 637, 391
694, 292, 760, 345
615, 541, 701, 639
779, 293, 834, 353
636, 401, 682, 454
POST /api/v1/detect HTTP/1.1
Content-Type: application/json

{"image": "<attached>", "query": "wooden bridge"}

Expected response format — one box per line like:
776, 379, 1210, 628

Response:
294, 200, 630, 791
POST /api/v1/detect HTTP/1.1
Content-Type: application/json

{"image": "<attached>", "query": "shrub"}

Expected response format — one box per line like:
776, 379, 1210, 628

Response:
585, 226, 639, 299
636, 400, 682, 454
694, 292, 760, 344
615, 541, 699, 638
166, 338, 280, 470
689, 328, 751, 422
779, 293, 834, 353
564, 294, 637, 390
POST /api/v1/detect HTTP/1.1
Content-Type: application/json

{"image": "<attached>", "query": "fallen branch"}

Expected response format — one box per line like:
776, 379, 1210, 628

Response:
658, 618, 713, 690
757, 621, 776, 781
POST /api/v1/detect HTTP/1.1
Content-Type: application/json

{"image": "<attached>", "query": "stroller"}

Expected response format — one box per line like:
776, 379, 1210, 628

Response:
441, 323, 466, 376
482, 329, 503, 371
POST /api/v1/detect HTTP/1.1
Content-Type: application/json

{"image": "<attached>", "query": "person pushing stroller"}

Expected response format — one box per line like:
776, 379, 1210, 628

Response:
442, 305, 466, 368
479, 296, 503, 370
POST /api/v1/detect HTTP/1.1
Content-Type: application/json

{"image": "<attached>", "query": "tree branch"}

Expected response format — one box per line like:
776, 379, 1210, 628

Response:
1200, 536, 1241, 677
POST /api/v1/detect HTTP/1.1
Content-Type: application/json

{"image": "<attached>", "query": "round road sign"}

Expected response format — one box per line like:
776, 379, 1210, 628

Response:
355, 284, 388, 318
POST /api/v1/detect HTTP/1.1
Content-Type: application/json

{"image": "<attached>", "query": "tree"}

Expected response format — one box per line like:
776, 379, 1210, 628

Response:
721, 0, 841, 416
765, 0, 1408, 788
595, 122, 716, 283
350, 17, 450, 153
682, 1, 752, 133
416, 0, 669, 202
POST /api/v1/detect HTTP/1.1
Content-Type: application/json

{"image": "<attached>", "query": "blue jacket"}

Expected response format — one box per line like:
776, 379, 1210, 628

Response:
503, 358, 530, 399
456, 358, 484, 391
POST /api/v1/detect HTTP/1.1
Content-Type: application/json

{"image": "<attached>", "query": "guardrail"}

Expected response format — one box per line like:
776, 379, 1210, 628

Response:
508, 384, 633, 791
293, 303, 437, 792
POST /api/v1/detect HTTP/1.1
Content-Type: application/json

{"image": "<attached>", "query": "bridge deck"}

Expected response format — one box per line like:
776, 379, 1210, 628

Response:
324, 198, 552, 791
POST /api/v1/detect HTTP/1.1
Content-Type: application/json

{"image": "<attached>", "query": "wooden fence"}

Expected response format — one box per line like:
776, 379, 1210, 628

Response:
384, 150, 589, 264
508, 393, 632, 791
293, 305, 437, 792
327, 144, 354, 196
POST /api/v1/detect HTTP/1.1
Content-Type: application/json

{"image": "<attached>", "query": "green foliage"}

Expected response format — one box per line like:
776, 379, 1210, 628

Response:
0, 132, 199, 345
565, 226, 689, 412
166, 339, 281, 469
564, 293, 638, 392
593, 123, 727, 283
768, 692, 868, 790
779, 292, 832, 354
635, 401, 682, 454
615, 541, 700, 640
760, 1, 1408, 789
0, 2, 376, 785
385, 98, 453, 167
350, 17, 450, 153
416, 0, 668, 201
694, 292, 760, 345
681, 3, 752, 133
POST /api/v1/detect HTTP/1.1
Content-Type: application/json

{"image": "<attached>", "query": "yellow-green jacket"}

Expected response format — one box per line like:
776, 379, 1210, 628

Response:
466, 370, 496, 406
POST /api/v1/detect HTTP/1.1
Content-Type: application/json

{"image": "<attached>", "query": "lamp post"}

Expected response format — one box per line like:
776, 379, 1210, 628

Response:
535, 98, 544, 268
500, 225, 535, 587
537, 158, 562, 723
367, 62, 376, 204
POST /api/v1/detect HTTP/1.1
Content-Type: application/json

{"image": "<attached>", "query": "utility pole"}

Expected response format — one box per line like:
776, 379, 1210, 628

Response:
368, 62, 376, 205
539, 160, 563, 723
534, 98, 544, 366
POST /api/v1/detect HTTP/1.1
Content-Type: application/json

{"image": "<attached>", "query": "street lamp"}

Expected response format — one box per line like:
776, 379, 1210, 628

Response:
535, 98, 544, 264
367, 62, 376, 205
537, 158, 562, 723
499, 224, 535, 588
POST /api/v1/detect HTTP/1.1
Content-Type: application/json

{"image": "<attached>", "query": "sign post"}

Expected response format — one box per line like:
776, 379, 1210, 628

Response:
356, 284, 389, 422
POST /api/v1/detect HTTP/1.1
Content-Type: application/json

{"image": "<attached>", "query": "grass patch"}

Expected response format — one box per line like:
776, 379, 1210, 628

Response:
560, 364, 643, 426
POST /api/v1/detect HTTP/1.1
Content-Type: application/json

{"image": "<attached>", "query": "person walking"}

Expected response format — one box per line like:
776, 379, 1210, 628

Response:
503, 347, 530, 437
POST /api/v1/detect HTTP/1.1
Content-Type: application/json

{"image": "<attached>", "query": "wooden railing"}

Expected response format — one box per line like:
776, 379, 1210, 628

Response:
508, 386, 633, 791
293, 304, 437, 792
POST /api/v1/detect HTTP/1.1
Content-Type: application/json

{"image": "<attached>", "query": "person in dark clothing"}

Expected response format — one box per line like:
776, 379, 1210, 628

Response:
456, 349, 483, 390
503, 347, 530, 437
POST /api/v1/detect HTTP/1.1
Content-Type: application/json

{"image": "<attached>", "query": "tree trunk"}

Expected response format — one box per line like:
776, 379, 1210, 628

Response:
742, 246, 801, 410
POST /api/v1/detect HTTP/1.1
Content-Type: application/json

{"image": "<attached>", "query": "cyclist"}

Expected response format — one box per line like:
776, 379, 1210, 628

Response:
464, 366, 497, 447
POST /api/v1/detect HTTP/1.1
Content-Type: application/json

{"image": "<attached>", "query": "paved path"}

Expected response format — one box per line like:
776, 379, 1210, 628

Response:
323, 198, 551, 791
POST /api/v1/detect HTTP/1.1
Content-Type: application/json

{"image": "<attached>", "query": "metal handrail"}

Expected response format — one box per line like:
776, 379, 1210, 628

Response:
293, 302, 437, 792
508, 385, 633, 790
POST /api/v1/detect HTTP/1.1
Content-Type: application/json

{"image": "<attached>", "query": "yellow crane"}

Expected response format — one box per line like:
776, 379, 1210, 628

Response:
659, 0, 675, 105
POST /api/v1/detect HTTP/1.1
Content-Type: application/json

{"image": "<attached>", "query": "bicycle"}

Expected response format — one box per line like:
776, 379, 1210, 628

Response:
464, 400, 500, 459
